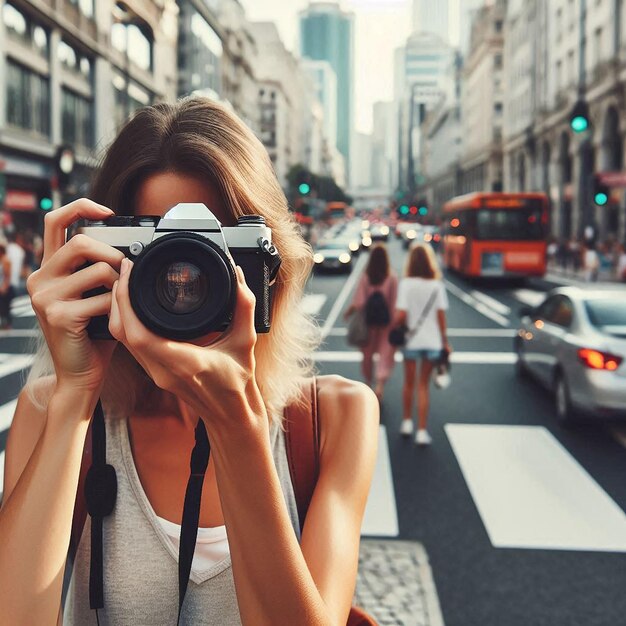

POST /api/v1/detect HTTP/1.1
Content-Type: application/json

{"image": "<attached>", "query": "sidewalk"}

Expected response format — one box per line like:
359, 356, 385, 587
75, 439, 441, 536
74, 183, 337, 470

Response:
355, 540, 445, 626
545, 264, 621, 286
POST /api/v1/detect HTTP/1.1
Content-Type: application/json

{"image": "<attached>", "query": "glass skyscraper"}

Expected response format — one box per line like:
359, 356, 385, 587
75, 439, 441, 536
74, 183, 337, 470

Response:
299, 3, 354, 178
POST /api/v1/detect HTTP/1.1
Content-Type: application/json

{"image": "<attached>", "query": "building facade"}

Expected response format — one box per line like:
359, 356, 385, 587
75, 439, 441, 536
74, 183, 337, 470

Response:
301, 58, 337, 153
459, 0, 505, 194
412, 0, 449, 43
0, 0, 178, 234
299, 2, 354, 178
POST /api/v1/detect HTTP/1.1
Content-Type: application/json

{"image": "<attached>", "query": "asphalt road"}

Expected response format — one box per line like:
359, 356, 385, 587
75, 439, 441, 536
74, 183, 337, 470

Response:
309, 237, 626, 626
1, 238, 626, 626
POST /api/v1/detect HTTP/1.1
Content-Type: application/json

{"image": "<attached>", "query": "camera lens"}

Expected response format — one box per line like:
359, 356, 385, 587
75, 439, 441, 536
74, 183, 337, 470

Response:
155, 261, 209, 314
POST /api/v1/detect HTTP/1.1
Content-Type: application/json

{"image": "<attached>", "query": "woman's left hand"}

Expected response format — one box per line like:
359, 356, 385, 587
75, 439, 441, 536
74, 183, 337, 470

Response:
108, 258, 267, 434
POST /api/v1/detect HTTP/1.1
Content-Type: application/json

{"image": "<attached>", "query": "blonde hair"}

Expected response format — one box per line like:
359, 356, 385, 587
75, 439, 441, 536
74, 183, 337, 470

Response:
404, 243, 442, 280
26, 97, 319, 423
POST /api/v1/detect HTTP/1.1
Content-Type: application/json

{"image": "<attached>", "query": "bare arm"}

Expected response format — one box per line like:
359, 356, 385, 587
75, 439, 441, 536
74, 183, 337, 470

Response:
437, 309, 449, 350
0, 383, 100, 624
1, 258, 10, 293
212, 376, 378, 626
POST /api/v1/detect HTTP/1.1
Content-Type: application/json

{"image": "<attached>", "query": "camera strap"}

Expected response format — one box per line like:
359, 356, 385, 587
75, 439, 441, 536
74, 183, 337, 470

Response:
177, 418, 210, 625
85, 406, 210, 625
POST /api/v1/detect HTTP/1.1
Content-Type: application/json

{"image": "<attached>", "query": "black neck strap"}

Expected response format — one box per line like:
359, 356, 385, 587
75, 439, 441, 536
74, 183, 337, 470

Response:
86, 404, 211, 625
177, 418, 211, 624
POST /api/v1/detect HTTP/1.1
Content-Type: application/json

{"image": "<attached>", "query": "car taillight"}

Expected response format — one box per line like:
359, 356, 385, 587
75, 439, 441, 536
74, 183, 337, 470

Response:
434, 234, 441, 242
577, 348, 623, 371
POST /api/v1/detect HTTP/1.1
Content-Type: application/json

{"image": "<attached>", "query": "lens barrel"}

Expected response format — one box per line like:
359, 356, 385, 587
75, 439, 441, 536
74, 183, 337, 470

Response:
128, 232, 236, 340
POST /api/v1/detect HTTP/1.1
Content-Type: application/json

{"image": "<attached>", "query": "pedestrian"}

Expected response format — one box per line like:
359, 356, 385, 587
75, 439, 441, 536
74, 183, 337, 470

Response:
0, 97, 379, 625
568, 238, 581, 274
344, 243, 397, 402
5, 230, 25, 295
616, 242, 626, 283
0, 240, 13, 329
394, 243, 450, 446
583, 241, 600, 282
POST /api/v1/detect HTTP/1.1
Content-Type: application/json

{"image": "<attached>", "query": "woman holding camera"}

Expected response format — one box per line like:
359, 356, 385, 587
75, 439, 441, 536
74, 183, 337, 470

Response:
395, 243, 450, 446
0, 98, 379, 625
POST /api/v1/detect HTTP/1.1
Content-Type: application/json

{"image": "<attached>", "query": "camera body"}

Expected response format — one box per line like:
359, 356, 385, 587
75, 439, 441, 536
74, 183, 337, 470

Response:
70, 203, 281, 341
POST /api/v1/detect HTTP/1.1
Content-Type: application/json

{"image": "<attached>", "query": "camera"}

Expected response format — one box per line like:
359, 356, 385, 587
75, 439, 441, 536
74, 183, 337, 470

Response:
70, 203, 281, 341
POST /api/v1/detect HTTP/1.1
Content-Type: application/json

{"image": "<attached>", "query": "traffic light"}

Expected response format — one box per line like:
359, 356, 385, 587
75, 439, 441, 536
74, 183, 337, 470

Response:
593, 175, 609, 206
570, 100, 590, 133
38, 183, 53, 211
418, 205, 428, 216
298, 183, 311, 195
398, 204, 410, 216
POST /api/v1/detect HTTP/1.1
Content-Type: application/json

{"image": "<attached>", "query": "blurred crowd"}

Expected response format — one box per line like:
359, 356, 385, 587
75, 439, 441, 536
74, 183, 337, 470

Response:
0, 228, 43, 329
547, 236, 626, 283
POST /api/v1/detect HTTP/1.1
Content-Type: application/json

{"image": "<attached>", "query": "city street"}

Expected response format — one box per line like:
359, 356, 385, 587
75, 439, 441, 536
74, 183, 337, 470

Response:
2, 239, 626, 625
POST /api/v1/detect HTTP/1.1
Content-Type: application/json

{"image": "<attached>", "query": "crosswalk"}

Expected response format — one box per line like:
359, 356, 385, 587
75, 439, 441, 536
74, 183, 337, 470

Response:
10, 295, 35, 318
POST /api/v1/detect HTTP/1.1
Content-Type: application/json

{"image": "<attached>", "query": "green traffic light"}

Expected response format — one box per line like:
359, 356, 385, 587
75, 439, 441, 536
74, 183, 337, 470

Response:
40, 197, 53, 211
399, 205, 409, 215
298, 183, 311, 195
418, 206, 428, 216
571, 116, 589, 133
594, 192, 609, 206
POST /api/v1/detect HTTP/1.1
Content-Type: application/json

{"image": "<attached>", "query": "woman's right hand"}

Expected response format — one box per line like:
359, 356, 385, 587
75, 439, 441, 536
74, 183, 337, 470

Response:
26, 199, 126, 393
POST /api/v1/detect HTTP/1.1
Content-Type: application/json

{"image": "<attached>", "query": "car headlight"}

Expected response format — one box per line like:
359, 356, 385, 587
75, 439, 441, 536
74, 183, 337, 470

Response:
339, 253, 351, 264
362, 237, 372, 247
407, 229, 416, 239
363, 230, 371, 238
349, 241, 359, 251
424, 233, 433, 243
314, 253, 325, 264
362, 220, 370, 229
381, 226, 389, 235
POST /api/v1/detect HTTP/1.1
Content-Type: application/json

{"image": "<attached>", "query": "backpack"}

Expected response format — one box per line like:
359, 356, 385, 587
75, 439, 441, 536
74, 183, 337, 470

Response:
68, 379, 376, 626
364, 290, 390, 327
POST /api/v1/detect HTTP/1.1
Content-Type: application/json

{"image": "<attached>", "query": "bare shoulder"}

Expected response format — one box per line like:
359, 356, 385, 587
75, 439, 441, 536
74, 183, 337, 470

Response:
2, 376, 56, 505
316, 375, 379, 456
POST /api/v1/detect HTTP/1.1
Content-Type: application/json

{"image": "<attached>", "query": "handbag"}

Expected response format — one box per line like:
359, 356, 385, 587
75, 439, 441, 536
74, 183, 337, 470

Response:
433, 347, 452, 389
388, 289, 438, 348
347, 309, 369, 347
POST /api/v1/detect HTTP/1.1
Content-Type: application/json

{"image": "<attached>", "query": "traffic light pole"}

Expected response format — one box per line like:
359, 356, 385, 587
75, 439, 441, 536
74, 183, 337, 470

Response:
575, 0, 596, 241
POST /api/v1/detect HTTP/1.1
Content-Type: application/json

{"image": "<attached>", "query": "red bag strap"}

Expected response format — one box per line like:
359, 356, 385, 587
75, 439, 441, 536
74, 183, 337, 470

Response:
284, 377, 320, 533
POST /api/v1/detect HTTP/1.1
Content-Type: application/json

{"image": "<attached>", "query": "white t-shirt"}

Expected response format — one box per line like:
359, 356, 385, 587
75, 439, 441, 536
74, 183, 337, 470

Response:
396, 277, 448, 350
6, 242, 25, 288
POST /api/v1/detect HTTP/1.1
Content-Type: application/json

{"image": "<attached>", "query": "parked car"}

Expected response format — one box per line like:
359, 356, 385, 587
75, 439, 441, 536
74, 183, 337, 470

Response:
313, 241, 354, 273
515, 286, 626, 424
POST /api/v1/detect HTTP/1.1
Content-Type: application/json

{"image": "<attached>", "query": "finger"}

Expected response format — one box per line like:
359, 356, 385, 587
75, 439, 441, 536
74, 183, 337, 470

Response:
224, 266, 257, 353
108, 281, 125, 342
42, 198, 114, 266
114, 259, 159, 350
53, 261, 120, 300
44, 234, 125, 277
41, 292, 113, 332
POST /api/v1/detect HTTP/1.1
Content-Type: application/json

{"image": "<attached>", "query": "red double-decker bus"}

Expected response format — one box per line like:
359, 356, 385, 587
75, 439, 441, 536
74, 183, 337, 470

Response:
442, 192, 549, 278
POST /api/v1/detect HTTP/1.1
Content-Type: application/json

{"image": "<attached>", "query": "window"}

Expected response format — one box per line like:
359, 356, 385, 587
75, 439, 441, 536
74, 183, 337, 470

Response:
110, 20, 153, 72
69, 0, 94, 18
112, 71, 152, 128
495, 20, 503, 33
3, 2, 49, 58
494, 54, 503, 70
58, 40, 93, 81
594, 27, 603, 65
6, 59, 50, 136
546, 297, 574, 328
475, 208, 544, 241
62, 88, 94, 149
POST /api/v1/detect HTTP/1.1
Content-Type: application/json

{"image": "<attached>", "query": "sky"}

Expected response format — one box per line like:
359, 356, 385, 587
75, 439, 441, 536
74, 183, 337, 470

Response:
239, 0, 420, 135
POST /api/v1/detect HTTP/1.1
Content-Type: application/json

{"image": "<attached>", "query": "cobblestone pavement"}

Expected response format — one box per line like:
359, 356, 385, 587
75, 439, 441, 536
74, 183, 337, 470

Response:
355, 540, 445, 626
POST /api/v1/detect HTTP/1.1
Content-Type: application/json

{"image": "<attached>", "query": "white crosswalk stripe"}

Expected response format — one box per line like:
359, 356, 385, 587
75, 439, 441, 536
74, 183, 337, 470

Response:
512, 288, 546, 308
0, 354, 35, 379
300, 294, 328, 316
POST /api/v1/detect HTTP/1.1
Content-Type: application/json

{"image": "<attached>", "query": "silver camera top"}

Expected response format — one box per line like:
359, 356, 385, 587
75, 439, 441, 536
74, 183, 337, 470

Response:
74, 203, 272, 256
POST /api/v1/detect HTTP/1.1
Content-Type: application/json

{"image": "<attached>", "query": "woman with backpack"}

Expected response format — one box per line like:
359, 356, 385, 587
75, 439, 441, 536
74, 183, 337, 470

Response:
0, 98, 379, 626
394, 243, 450, 446
344, 243, 397, 403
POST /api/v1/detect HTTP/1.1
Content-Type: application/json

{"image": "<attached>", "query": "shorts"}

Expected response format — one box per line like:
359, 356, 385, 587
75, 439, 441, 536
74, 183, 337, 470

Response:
402, 348, 443, 362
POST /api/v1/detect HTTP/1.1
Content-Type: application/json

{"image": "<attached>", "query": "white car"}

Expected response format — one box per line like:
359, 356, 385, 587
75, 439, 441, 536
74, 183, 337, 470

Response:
313, 241, 353, 273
